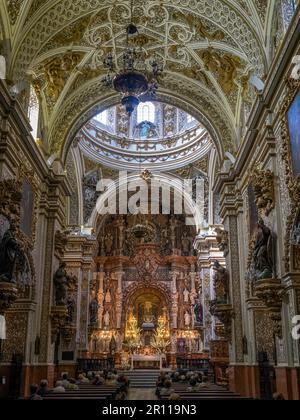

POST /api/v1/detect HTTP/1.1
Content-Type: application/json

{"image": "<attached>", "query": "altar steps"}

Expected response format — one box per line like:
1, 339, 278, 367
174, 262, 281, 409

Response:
124, 370, 160, 388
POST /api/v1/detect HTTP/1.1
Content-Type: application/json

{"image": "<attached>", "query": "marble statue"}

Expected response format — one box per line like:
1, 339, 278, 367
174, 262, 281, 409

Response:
183, 288, 190, 303
53, 262, 69, 306
0, 221, 22, 283
105, 289, 111, 303
184, 311, 191, 327
89, 298, 99, 324
104, 311, 110, 327
252, 218, 275, 280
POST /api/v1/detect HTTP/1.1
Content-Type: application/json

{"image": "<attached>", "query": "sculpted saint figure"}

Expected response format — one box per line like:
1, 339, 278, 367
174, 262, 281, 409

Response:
183, 288, 190, 303
181, 231, 190, 256
66, 297, 76, 324
213, 261, 230, 304
0, 221, 22, 283
104, 311, 110, 327
184, 311, 191, 327
53, 262, 69, 306
252, 218, 275, 280
89, 297, 99, 324
105, 232, 113, 255
105, 289, 111, 303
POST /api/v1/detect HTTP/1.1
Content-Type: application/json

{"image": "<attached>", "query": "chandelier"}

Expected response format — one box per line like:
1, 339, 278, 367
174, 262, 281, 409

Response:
102, 0, 163, 115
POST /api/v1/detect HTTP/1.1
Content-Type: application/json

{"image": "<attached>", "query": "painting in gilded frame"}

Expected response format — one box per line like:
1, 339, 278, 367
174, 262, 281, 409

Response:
287, 89, 300, 177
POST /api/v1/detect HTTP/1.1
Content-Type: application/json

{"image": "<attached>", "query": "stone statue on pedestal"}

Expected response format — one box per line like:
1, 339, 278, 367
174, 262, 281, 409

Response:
251, 218, 275, 280
0, 221, 23, 284
183, 288, 190, 303
66, 297, 76, 324
184, 311, 191, 327
89, 297, 99, 324
104, 311, 110, 327
212, 261, 230, 304
53, 262, 69, 306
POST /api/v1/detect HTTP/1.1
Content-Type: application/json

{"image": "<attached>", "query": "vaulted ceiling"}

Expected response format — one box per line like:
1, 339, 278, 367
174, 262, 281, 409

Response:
0, 1, 283, 161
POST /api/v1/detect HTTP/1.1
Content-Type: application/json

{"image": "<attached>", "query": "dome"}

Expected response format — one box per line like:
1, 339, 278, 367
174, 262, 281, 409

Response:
78, 101, 212, 171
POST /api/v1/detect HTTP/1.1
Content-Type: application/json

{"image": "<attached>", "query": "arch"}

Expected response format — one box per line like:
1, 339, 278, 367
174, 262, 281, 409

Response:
89, 172, 204, 233
59, 88, 232, 167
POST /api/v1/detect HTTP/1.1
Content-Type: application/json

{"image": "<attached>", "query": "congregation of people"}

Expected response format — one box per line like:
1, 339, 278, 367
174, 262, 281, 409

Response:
156, 370, 210, 400
28, 370, 130, 400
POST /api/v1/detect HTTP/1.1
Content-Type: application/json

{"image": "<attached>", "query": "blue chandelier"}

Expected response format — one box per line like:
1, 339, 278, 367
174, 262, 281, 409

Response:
102, 1, 163, 115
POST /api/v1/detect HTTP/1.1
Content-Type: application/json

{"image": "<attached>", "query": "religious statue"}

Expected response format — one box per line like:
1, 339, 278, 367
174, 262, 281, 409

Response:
181, 231, 190, 256
66, 297, 76, 324
104, 311, 110, 327
251, 218, 275, 280
212, 261, 230, 304
0, 221, 23, 283
105, 289, 111, 303
184, 311, 191, 327
193, 297, 204, 326
53, 262, 69, 306
183, 288, 190, 303
89, 297, 99, 324
104, 232, 113, 255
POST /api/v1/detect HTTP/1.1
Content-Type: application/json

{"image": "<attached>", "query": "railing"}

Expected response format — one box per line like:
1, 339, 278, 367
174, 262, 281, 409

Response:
176, 356, 211, 372
77, 357, 115, 373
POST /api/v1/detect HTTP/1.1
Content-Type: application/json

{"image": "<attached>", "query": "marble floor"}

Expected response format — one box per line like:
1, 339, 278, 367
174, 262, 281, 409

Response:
127, 388, 157, 400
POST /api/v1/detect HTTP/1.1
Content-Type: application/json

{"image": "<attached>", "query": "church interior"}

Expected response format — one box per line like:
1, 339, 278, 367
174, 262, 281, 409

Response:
0, 0, 300, 401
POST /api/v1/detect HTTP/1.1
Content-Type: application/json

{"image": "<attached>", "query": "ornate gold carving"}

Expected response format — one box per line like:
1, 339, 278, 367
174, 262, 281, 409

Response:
0, 179, 22, 223
280, 77, 300, 271
254, 278, 283, 337
54, 230, 68, 259
250, 167, 275, 216
62, 325, 76, 346
42, 53, 83, 102
199, 49, 241, 94
6, 0, 25, 25
50, 306, 68, 343
209, 302, 234, 341
0, 282, 18, 315
172, 11, 224, 41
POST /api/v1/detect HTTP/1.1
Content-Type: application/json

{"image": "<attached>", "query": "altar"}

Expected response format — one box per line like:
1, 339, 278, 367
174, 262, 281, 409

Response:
130, 354, 165, 370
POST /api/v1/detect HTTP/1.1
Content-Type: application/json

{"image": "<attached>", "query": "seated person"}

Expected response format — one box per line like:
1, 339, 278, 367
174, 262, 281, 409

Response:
273, 393, 285, 400
81, 372, 90, 383
169, 393, 181, 400
179, 374, 186, 382
61, 373, 70, 388
159, 380, 174, 396
65, 378, 79, 390
117, 374, 129, 387
187, 378, 200, 392
199, 376, 209, 388
29, 384, 43, 400
92, 375, 105, 385
172, 372, 180, 382
76, 373, 89, 384
37, 379, 49, 397
53, 380, 66, 393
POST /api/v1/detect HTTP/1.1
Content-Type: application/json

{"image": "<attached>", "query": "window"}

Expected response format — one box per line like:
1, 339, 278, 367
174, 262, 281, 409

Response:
187, 114, 195, 124
95, 110, 108, 125
28, 85, 39, 140
137, 102, 155, 123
